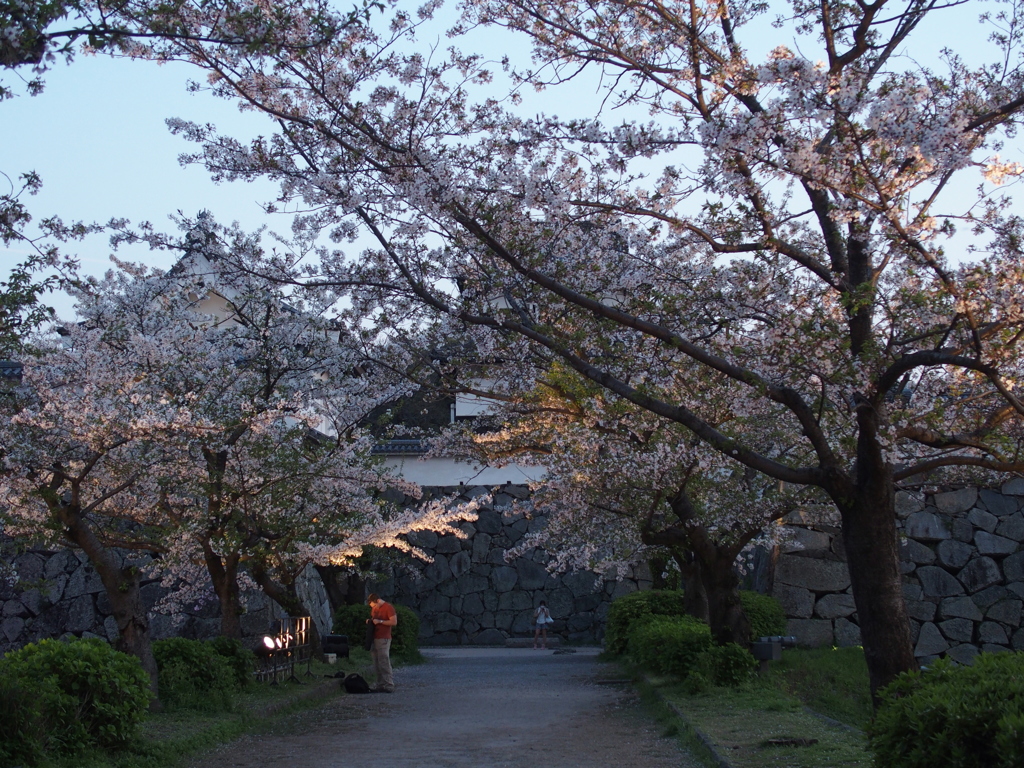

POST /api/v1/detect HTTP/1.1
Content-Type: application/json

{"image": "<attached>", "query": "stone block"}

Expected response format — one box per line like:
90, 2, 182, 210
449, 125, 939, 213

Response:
494, 611, 514, 631
462, 593, 485, 616
482, 591, 499, 612
1, 616, 24, 643
907, 600, 937, 622
958, 557, 1002, 593
568, 612, 596, 633
785, 506, 841, 526
940, 596, 982, 621
562, 571, 601, 597
449, 551, 472, 578
1002, 478, 1024, 496
545, 588, 575, 620
905, 511, 951, 541
975, 531, 1017, 556
13, 553, 45, 582
917, 566, 965, 597
981, 643, 1011, 654
900, 539, 936, 565
423, 555, 452, 584
1014, 627, 1024, 651
435, 535, 463, 555
407, 530, 438, 549
490, 566, 518, 593
456, 573, 490, 594
934, 488, 978, 515
786, 619, 834, 648
475, 509, 503, 535
981, 489, 1019, 516
967, 508, 999, 533
1008, 583, 1024, 601
980, 622, 1008, 644
512, 610, 535, 634
576, 593, 603, 613
945, 644, 979, 666
43, 550, 77, 580
471, 533, 492, 563
986, 599, 1022, 627
474, 628, 507, 645
781, 527, 831, 553
996, 513, 1024, 542
66, 595, 96, 634
610, 580, 638, 600
2, 600, 29, 618
814, 594, 857, 619
775, 556, 851, 592
103, 615, 119, 642
936, 540, 974, 569
433, 612, 462, 633
516, 560, 549, 591
1004, 552, 1024, 582
939, 618, 974, 643
774, 584, 814, 618
973, 585, 1011, 609
914, 622, 950, 657
896, 491, 926, 518
902, 582, 924, 601
952, 519, 974, 542
487, 549, 509, 566
834, 617, 861, 647
478, 611, 495, 629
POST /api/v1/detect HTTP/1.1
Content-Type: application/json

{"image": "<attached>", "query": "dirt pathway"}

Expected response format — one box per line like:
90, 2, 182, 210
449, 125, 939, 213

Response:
188, 647, 701, 768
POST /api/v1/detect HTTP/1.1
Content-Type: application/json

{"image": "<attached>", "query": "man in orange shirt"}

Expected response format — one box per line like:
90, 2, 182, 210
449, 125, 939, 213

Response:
367, 593, 397, 692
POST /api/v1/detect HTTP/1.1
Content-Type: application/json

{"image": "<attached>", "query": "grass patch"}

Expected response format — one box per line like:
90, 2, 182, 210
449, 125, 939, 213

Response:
658, 673, 870, 768
768, 647, 873, 730
38, 654, 372, 768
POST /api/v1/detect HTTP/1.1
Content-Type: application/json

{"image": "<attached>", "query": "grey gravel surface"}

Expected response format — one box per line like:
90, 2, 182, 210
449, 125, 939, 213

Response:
188, 647, 700, 768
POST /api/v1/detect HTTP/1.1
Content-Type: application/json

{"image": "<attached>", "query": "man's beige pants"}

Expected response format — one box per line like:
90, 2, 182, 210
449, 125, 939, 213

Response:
371, 638, 394, 691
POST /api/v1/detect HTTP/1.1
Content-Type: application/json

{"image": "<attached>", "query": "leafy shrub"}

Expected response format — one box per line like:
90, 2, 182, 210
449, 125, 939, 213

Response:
0, 671, 53, 767
207, 635, 256, 688
703, 642, 758, 686
627, 615, 713, 677
869, 653, 1024, 768
333, 601, 422, 663
604, 590, 688, 656
740, 590, 787, 640
0, 637, 150, 757
153, 637, 236, 711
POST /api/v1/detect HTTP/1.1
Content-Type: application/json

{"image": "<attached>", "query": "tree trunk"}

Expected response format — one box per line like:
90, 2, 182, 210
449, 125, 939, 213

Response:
202, 542, 243, 638
252, 562, 322, 655
702, 553, 751, 647
830, 412, 917, 703
671, 550, 709, 622
58, 503, 161, 709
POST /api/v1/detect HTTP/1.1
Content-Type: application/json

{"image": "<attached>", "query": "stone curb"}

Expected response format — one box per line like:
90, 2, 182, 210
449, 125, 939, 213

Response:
638, 673, 735, 768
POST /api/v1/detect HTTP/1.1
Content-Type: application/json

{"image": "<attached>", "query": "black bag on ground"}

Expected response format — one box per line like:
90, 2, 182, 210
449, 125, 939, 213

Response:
364, 622, 375, 651
343, 673, 371, 694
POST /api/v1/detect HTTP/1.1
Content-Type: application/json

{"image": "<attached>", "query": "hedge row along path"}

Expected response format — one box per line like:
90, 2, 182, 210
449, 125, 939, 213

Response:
187, 647, 701, 768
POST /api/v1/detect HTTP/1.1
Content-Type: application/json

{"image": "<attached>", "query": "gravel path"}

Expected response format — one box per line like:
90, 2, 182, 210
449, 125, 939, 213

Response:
188, 647, 700, 768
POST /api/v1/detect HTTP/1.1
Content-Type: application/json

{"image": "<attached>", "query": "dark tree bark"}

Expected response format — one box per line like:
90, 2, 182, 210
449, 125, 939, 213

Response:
251, 561, 322, 655
55, 500, 161, 709
202, 543, 243, 638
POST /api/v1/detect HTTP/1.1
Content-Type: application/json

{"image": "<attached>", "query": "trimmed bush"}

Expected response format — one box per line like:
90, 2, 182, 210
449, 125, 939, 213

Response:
604, 589, 688, 656
627, 614, 713, 677
0, 637, 150, 757
207, 635, 256, 688
869, 652, 1024, 768
153, 637, 236, 711
333, 601, 422, 663
740, 590, 787, 640
0, 671, 54, 767
702, 642, 758, 686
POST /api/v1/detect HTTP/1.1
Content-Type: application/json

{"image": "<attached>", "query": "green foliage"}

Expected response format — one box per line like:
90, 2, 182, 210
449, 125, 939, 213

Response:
739, 590, 787, 640
869, 653, 1024, 768
627, 615, 713, 677
152, 638, 236, 712
0, 671, 52, 767
771, 646, 873, 729
0, 637, 150, 759
333, 601, 422, 663
207, 636, 256, 688
699, 642, 758, 687
604, 589, 688, 656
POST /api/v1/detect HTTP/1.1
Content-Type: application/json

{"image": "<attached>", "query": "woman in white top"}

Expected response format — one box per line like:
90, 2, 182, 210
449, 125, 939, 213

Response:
533, 601, 552, 649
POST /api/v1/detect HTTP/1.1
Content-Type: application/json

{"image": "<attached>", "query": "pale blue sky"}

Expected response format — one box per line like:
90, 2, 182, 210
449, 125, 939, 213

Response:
0, 0, 1011, 320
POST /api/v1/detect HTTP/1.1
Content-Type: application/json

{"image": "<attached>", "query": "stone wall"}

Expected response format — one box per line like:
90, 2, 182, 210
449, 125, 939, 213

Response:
0, 545, 286, 656
369, 484, 648, 645
772, 479, 1024, 664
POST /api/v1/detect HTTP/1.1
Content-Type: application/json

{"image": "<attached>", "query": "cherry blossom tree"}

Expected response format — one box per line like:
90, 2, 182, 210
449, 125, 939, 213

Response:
125, 0, 1024, 696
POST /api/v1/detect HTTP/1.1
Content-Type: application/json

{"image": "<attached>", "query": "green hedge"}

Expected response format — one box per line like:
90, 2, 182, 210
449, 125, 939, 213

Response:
333, 602, 422, 663
207, 635, 257, 688
869, 653, 1024, 768
0, 637, 150, 762
739, 590, 787, 640
627, 614, 713, 677
153, 638, 237, 711
604, 589, 688, 656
